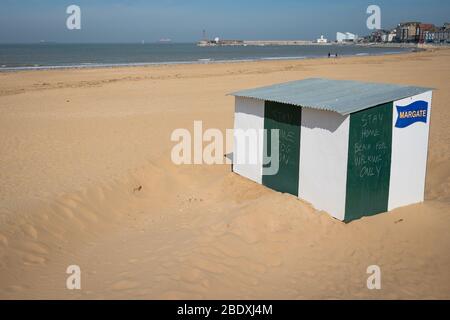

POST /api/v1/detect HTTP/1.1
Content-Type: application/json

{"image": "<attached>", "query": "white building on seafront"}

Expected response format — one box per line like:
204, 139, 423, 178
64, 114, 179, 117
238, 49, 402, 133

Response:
316, 35, 328, 43
336, 32, 357, 42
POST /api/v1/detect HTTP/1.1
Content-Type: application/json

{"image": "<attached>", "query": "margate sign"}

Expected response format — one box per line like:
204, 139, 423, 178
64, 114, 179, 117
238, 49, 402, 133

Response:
395, 100, 428, 128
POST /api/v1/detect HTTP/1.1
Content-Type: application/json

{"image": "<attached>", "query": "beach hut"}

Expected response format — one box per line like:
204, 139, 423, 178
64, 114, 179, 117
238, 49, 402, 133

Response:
230, 78, 433, 222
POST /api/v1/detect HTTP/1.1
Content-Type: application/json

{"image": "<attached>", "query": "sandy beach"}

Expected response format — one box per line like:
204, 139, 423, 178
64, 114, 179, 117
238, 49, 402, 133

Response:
0, 49, 449, 299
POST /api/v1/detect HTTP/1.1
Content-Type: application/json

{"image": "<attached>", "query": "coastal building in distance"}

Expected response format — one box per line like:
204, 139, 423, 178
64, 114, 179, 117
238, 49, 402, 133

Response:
430, 23, 450, 43
417, 24, 435, 43
316, 35, 328, 44
395, 22, 449, 43
198, 22, 449, 47
396, 22, 421, 42
363, 22, 449, 44
336, 32, 357, 43
383, 30, 397, 42
368, 29, 397, 43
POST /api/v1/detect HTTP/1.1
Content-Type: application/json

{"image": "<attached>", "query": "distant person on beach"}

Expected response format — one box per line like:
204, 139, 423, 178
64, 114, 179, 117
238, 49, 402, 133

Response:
328, 52, 331, 58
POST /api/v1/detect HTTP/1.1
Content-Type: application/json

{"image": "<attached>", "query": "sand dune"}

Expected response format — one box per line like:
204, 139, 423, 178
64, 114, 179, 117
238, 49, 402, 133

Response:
0, 49, 449, 299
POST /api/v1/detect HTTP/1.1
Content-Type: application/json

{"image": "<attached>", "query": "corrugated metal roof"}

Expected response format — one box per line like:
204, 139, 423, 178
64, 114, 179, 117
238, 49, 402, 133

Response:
229, 78, 432, 115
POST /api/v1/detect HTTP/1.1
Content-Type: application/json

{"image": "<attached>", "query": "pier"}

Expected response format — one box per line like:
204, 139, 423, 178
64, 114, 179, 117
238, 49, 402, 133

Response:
197, 39, 322, 47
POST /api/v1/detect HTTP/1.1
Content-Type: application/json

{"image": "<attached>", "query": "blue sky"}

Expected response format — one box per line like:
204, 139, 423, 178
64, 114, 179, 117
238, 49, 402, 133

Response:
0, 0, 448, 43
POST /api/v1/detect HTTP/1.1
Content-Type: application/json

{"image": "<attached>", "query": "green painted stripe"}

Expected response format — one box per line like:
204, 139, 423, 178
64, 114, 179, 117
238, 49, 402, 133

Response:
262, 101, 301, 196
344, 102, 393, 221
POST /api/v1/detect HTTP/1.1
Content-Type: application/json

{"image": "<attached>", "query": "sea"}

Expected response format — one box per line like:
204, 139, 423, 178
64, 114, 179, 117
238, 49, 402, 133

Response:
0, 43, 412, 71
